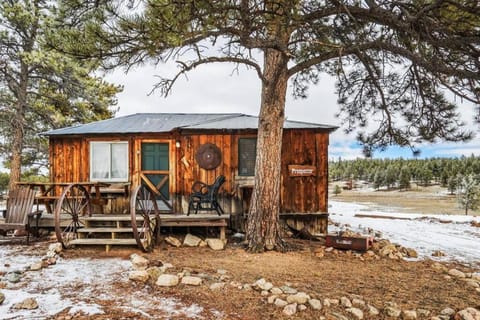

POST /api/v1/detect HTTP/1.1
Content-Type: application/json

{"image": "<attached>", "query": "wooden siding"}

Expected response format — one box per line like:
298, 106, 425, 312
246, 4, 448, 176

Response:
48, 130, 330, 216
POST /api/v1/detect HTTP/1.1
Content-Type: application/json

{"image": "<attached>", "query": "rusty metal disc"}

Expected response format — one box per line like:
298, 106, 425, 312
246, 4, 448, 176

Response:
195, 143, 222, 170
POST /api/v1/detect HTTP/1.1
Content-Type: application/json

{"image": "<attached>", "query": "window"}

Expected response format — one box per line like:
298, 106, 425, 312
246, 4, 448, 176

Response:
238, 138, 257, 176
90, 142, 128, 181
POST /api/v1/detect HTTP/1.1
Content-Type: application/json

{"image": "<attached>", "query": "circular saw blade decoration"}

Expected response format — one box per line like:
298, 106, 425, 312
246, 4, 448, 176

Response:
195, 143, 222, 170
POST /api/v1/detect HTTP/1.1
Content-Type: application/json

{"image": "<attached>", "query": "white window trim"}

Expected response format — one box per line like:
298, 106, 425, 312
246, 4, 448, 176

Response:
89, 141, 129, 182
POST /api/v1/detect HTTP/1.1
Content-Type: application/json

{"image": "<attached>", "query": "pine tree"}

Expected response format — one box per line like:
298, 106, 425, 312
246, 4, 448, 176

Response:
456, 175, 480, 215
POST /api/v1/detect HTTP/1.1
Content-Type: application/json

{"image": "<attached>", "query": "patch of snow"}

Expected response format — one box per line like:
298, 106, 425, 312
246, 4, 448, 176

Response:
330, 200, 480, 267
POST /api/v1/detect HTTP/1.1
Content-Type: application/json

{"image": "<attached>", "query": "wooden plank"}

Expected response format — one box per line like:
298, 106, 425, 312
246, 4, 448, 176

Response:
69, 238, 137, 245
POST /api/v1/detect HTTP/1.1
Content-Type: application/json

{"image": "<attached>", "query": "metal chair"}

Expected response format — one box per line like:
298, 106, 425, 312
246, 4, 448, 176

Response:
187, 175, 226, 216
0, 187, 42, 244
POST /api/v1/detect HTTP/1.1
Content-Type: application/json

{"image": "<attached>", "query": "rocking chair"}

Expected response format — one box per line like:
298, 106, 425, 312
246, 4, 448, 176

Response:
187, 175, 226, 216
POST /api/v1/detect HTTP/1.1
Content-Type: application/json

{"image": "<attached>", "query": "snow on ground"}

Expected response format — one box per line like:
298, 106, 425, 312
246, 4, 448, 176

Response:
0, 245, 205, 319
330, 200, 480, 268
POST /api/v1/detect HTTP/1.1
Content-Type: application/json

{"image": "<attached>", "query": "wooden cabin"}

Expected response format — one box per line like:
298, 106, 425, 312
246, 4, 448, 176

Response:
43, 113, 337, 235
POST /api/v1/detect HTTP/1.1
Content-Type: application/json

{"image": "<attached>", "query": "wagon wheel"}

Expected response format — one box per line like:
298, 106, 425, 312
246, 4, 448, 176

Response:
54, 184, 91, 249
130, 185, 160, 252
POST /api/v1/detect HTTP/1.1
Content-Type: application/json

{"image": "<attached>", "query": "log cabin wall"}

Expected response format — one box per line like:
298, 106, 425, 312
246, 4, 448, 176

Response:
48, 130, 330, 216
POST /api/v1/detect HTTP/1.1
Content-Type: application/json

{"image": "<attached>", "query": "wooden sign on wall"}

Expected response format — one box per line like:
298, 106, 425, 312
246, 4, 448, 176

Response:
288, 165, 316, 177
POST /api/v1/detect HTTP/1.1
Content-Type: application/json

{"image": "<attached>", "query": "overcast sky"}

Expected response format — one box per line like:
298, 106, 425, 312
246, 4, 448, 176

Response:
104, 62, 479, 160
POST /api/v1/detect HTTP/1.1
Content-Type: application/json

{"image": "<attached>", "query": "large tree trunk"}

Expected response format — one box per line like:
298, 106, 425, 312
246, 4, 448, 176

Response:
8, 62, 28, 191
246, 48, 289, 252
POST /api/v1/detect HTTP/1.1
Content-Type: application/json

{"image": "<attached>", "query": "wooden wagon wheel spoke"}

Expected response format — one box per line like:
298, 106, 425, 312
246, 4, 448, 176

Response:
54, 184, 91, 249
130, 185, 160, 252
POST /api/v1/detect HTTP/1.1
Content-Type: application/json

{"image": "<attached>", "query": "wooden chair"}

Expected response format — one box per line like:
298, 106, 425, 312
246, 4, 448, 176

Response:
0, 187, 42, 244
188, 175, 226, 216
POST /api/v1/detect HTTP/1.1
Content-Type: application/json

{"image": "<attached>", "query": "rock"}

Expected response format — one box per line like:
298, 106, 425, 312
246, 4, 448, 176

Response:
267, 295, 277, 304
286, 292, 310, 304
128, 270, 149, 283
146, 267, 162, 282
432, 262, 448, 272
45, 251, 56, 259
406, 248, 418, 258
254, 278, 273, 291
384, 305, 402, 318
130, 254, 149, 271
432, 250, 446, 257
346, 307, 364, 320
209, 282, 225, 290
13, 297, 38, 310
308, 299, 322, 310
352, 298, 365, 307
455, 307, 480, 320
206, 238, 225, 250
402, 310, 417, 320
217, 269, 227, 275
275, 298, 288, 308
472, 273, 480, 281
367, 304, 379, 316
198, 240, 208, 247
183, 233, 202, 247
0, 291, 4, 305
270, 287, 283, 295
160, 263, 174, 273
448, 269, 466, 278
280, 285, 297, 294
298, 304, 307, 311
325, 247, 334, 252
6, 272, 22, 283
165, 236, 182, 247
324, 298, 339, 307
45, 257, 57, 266
465, 279, 480, 288
242, 284, 252, 291
156, 274, 179, 287
283, 303, 297, 316
260, 290, 269, 296
340, 296, 352, 307
29, 262, 43, 271
441, 308, 456, 316
48, 242, 63, 254
181, 276, 202, 286
417, 309, 431, 317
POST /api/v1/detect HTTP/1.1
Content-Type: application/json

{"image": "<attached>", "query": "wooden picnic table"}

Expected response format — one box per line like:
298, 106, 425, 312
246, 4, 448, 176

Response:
15, 181, 117, 214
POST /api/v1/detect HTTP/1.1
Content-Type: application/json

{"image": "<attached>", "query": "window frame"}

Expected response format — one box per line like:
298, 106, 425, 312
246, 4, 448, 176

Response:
89, 141, 129, 182
238, 137, 257, 176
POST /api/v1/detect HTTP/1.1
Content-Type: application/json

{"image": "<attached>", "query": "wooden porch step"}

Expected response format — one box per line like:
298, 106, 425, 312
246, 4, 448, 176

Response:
77, 227, 139, 233
70, 238, 137, 246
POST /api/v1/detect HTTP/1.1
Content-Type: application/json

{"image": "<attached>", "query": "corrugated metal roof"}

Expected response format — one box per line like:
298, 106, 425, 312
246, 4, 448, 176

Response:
43, 113, 337, 136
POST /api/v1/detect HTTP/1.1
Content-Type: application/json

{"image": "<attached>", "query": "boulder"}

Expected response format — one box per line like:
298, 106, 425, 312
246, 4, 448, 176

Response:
6, 272, 22, 283
441, 308, 457, 316
275, 298, 288, 308
48, 243, 63, 254
308, 299, 322, 310
156, 274, 179, 287
286, 292, 310, 304
384, 305, 401, 318
367, 304, 379, 316
29, 262, 43, 271
280, 285, 297, 294
448, 269, 466, 278
13, 297, 38, 310
455, 307, 480, 320
206, 238, 225, 250
181, 276, 202, 286
283, 303, 297, 316
298, 304, 307, 311
165, 236, 182, 247
128, 270, 149, 283
209, 282, 225, 290
267, 295, 278, 304
270, 287, 283, 295
146, 267, 162, 282
130, 254, 149, 271
340, 296, 352, 307
405, 248, 418, 258
346, 307, 364, 320
254, 278, 273, 291
402, 310, 417, 320
183, 234, 202, 247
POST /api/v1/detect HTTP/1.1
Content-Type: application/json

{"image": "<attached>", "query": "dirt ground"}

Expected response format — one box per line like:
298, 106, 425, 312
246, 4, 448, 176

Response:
8, 184, 478, 319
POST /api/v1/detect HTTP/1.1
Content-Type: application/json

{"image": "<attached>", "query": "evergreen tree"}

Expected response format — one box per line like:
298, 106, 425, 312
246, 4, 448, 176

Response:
456, 175, 480, 215
399, 166, 411, 190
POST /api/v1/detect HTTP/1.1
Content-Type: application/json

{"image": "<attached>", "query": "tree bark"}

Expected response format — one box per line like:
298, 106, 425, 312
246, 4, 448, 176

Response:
246, 47, 289, 252
8, 62, 28, 191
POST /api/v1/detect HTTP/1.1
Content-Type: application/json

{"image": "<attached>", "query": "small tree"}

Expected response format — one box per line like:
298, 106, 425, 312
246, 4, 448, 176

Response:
373, 170, 384, 190
333, 185, 342, 196
447, 176, 458, 195
456, 175, 480, 215
399, 166, 411, 191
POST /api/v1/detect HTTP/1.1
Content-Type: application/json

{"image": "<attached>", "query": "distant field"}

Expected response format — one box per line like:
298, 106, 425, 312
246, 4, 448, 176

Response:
329, 183, 480, 216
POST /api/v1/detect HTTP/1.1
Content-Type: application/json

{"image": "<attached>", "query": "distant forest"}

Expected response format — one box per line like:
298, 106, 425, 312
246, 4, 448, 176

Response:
329, 156, 480, 191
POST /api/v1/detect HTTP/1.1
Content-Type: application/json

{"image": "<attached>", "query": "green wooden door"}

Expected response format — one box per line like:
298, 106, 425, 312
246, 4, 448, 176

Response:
140, 142, 172, 210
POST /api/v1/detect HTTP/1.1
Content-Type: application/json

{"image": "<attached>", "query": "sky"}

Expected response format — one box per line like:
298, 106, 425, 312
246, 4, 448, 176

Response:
104, 61, 480, 161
